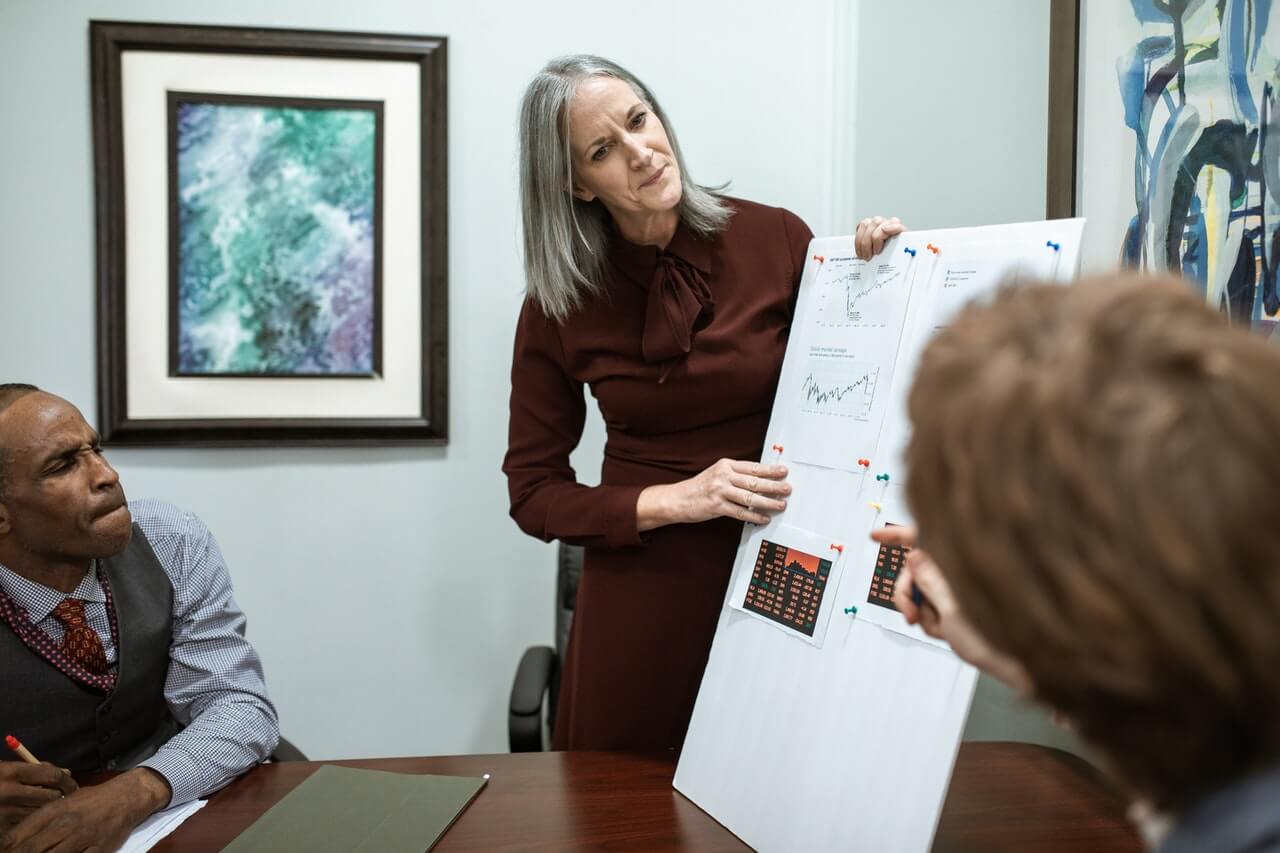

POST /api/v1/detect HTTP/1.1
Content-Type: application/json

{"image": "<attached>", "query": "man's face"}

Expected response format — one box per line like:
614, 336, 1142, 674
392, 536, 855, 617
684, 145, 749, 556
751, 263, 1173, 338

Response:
0, 393, 132, 563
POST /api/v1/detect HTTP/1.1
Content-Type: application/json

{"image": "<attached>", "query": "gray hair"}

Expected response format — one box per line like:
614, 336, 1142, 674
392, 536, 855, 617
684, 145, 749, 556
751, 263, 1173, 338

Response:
518, 55, 734, 322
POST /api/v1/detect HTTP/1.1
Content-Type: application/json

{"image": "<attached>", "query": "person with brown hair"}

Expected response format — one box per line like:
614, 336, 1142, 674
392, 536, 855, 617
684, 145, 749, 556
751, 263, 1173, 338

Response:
879, 274, 1280, 852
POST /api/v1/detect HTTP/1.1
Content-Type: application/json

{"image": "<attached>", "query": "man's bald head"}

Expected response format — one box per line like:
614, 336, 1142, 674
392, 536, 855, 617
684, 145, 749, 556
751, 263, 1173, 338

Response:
0, 384, 41, 501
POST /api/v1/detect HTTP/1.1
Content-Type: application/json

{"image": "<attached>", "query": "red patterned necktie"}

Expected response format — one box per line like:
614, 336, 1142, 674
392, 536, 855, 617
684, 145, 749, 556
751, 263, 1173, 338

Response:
51, 598, 109, 675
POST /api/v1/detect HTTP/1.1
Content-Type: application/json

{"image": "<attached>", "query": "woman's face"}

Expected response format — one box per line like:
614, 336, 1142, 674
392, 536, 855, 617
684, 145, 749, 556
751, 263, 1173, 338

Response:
567, 76, 683, 221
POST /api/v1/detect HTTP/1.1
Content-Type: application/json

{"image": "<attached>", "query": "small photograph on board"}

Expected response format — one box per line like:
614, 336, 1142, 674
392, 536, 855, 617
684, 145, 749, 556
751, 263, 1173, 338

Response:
742, 539, 833, 637
729, 522, 847, 647
866, 522, 910, 611
851, 505, 952, 652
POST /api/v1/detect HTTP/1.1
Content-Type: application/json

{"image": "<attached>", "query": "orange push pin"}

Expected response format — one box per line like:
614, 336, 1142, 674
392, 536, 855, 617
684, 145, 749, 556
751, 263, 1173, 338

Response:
926, 243, 940, 255
857, 458, 871, 469
771, 444, 785, 454
812, 254, 825, 263
830, 543, 844, 554
869, 501, 883, 512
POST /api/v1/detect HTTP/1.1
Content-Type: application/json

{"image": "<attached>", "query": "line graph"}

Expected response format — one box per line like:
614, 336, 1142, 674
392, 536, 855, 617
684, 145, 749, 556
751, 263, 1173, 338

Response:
798, 362, 879, 420
812, 259, 901, 328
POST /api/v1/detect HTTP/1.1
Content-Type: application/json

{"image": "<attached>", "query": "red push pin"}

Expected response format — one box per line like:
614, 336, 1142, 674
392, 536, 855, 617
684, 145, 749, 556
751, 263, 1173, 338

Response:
857, 458, 871, 469
926, 243, 940, 255
812, 254, 825, 263
829, 543, 844, 554
771, 444, 785, 454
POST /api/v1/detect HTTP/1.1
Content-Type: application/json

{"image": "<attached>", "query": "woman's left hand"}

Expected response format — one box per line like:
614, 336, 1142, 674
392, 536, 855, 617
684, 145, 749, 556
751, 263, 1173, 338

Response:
854, 215, 907, 260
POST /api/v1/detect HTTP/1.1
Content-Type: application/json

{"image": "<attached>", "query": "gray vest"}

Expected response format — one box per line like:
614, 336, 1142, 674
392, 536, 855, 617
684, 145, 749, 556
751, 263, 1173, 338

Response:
0, 525, 179, 773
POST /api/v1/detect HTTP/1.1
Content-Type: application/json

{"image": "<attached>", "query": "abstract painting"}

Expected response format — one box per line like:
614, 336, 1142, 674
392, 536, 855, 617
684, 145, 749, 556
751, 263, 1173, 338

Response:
1074, 0, 1280, 338
169, 93, 383, 376
92, 21, 448, 446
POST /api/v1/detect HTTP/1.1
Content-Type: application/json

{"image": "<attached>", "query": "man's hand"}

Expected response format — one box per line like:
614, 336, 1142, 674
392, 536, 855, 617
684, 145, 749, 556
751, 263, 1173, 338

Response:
0, 763, 76, 830
0, 767, 170, 853
873, 525, 1033, 694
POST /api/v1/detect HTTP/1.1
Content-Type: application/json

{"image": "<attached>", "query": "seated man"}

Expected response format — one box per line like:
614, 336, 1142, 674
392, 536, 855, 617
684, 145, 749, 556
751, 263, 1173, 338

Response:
0, 384, 278, 850
880, 275, 1280, 853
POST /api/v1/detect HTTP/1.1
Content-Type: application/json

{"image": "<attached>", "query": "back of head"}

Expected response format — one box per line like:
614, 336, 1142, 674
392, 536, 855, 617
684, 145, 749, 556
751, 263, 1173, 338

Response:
517, 54, 730, 322
904, 274, 1280, 811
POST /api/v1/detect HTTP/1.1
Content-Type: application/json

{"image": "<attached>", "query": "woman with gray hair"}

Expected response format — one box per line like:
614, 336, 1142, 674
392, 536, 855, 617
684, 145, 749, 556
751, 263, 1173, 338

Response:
504, 55, 903, 751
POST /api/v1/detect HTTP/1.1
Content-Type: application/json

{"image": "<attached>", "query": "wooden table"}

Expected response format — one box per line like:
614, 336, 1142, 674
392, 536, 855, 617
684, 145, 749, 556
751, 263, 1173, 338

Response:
153, 742, 1142, 852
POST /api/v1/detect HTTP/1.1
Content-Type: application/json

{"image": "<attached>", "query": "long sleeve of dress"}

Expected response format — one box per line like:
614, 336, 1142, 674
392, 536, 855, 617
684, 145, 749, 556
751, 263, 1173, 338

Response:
504, 300, 647, 550
781, 207, 815, 298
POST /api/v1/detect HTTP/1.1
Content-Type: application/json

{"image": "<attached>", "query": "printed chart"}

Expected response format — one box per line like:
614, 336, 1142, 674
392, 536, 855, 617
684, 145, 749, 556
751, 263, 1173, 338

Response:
789, 350, 888, 470
798, 363, 879, 421
811, 257, 902, 329
866, 523, 910, 611
742, 539, 833, 637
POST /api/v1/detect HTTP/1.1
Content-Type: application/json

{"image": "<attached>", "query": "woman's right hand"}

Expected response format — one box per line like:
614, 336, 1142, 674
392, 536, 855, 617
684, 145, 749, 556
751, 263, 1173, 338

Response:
637, 459, 790, 531
854, 215, 907, 260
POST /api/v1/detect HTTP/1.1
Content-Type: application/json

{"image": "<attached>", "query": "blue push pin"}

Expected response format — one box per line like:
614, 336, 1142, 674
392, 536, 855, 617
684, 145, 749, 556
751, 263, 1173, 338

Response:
1046, 240, 1061, 252
844, 605, 858, 616
876, 473, 890, 483
903, 247, 917, 257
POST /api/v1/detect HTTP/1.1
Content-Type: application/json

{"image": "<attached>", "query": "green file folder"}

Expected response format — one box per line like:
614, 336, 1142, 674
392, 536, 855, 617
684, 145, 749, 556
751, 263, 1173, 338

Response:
222, 765, 487, 852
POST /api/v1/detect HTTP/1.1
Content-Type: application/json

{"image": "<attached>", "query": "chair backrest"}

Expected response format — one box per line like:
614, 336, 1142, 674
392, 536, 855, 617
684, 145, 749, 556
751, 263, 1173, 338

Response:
548, 543, 583, 732
555, 543, 583, 658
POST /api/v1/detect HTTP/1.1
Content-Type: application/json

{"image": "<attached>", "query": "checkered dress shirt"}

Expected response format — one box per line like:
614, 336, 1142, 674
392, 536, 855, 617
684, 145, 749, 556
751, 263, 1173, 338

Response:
0, 499, 279, 806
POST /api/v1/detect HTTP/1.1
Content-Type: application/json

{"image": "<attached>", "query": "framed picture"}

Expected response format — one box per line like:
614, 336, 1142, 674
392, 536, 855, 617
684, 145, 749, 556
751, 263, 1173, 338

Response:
90, 21, 449, 445
1052, 0, 1279, 338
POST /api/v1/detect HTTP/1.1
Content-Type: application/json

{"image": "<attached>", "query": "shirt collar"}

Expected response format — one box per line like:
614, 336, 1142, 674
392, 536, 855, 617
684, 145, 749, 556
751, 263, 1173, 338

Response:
608, 218, 714, 286
0, 561, 105, 622
1159, 762, 1280, 853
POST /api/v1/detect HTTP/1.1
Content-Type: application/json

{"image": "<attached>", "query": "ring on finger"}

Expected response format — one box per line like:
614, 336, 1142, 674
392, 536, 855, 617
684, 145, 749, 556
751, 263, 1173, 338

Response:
745, 492, 754, 510
750, 476, 759, 491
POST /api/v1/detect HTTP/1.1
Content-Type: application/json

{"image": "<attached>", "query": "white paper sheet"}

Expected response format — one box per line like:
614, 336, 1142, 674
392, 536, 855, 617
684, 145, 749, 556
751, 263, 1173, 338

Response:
789, 244, 918, 471
119, 799, 206, 853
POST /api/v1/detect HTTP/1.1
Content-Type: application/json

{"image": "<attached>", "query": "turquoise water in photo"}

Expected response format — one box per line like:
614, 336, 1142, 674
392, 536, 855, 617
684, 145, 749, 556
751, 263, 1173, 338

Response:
175, 100, 378, 375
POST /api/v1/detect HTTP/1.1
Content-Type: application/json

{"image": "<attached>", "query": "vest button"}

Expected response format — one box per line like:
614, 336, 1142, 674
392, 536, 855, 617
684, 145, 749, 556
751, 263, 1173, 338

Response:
106, 759, 118, 770
98, 733, 111, 744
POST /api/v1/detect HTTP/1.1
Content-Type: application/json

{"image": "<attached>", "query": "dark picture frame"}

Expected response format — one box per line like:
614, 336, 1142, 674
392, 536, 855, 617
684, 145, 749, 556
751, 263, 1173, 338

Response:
1045, 0, 1081, 220
91, 21, 448, 446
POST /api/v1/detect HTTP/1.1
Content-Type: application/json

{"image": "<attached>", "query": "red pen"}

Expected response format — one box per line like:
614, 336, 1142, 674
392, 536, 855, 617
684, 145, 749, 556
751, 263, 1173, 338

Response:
4, 734, 40, 765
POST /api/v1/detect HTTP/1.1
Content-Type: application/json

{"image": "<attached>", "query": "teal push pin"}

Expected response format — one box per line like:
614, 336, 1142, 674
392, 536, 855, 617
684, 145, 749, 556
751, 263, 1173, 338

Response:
843, 605, 858, 616
876, 473, 890, 483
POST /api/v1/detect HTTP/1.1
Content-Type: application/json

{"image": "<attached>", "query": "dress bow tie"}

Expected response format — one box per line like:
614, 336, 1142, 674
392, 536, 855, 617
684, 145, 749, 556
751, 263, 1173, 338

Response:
641, 252, 715, 372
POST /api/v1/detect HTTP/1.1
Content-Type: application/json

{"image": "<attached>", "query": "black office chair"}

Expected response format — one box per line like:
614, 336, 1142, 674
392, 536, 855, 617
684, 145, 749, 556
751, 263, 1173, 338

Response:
508, 543, 583, 752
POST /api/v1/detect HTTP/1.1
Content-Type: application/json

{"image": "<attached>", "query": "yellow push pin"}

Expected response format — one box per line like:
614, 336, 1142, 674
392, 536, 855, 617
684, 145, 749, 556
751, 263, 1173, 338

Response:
869, 501, 883, 512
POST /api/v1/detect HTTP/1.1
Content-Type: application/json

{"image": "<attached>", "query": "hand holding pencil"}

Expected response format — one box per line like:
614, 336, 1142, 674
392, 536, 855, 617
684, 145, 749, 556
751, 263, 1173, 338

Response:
0, 734, 77, 829
871, 527, 1034, 693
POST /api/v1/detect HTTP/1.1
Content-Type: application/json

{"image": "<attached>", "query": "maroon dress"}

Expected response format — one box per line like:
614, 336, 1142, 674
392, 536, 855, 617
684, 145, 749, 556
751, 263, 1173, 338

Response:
504, 198, 813, 750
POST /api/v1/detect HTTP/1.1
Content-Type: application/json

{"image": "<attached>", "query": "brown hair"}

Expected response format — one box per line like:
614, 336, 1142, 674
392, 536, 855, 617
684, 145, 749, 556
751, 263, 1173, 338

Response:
905, 274, 1280, 811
